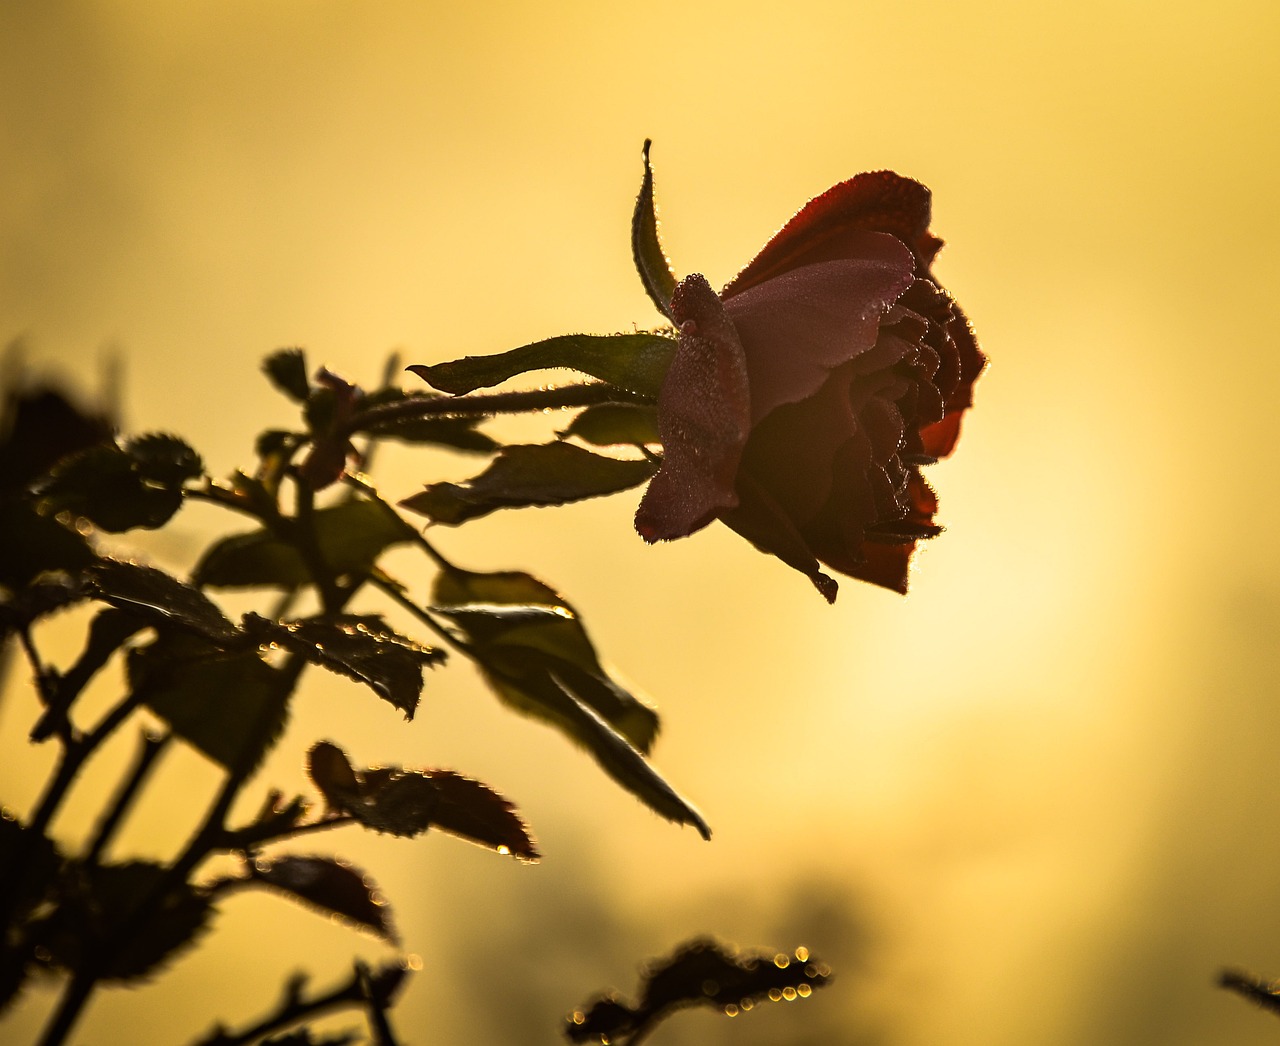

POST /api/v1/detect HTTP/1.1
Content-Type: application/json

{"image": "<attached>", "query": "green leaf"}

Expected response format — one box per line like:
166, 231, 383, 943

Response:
354, 388, 500, 452
244, 854, 397, 944
548, 677, 709, 839
195, 498, 417, 589
428, 570, 705, 836
244, 614, 443, 720
408, 332, 677, 398
306, 741, 540, 860
88, 559, 240, 646
129, 634, 289, 773
400, 442, 658, 526
263, 348, 312, 402
559, 403, 660, 446
433, 568, 659, 752
631, 139, 679, 321
36, 433, 202, 533
28, 861, 213, 982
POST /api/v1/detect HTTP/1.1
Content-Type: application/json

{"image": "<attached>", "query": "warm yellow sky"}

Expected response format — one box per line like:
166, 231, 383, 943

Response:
3, 1, 1280, 1044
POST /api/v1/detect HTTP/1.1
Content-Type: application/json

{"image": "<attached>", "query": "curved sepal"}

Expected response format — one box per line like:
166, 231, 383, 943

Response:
631, 139, 679, 322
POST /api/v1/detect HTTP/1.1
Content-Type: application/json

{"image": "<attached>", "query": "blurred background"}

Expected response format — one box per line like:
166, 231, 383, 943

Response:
2, 1, 1279, 1043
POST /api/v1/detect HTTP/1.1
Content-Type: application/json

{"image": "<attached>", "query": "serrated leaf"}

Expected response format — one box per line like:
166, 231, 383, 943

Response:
28, 861, 212, 982
125, 433, 204, 487
247, 614, 442, 720
354, 388, 500, 452
195, 498, 416, 589
631, 139, 679, 321
130, 634, 289, 773
88, 559, 240, 645
567, 938, 831, 1043
38, 444, 181, 532
263, 348, 312, 402
400, 442, 657, 526
408, 769, 540, 860
247, 855, 397, 944
559, 403, 660, 447
433, 568, 659, 753
408, 332, 677, 398
306, 742, 539, 859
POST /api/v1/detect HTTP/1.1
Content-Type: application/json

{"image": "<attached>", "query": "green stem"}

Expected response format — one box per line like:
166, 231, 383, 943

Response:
344, 381, 650, 437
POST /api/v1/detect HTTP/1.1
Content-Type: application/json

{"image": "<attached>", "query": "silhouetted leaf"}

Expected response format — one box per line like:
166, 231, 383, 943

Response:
245, 855, 396, 944
409, 332, 677, 398
245, 614, 442, 720
559, 403, 660, 447
0, 572, 88, 642
547, 677, 709, 839
306, 741, 539, 860
432, 567, 659, 753
126, 433, 204, 487
0, 498, 96, 589
631, 139, 679, 321
88, 559, 240, 645
567, 939, 831, 1043
28, 861, 212, 982
0, 815, 62, 1012
263, 348, 312, 402
401, 442, 657, 525
129, 634, 289, 773
354, 388, 500, 452
37, 433, 202, 532
0, 385, 114, 496
195, 498, 416, 589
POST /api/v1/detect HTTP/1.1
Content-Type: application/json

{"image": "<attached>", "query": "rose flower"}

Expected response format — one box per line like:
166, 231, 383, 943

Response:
634, 171, 985, 601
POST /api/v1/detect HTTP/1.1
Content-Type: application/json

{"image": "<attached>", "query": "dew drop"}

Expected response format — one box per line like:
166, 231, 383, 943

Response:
797, 983, 813, 998
768, 989, 783, 1003
795, 945, 810, 963
782, 986, 797, 1001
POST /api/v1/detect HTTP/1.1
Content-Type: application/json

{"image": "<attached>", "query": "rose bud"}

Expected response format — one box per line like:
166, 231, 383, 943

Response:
634, 171, 985, 601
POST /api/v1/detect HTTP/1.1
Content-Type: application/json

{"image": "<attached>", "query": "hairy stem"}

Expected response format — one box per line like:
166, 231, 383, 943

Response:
344, 381, 650, 437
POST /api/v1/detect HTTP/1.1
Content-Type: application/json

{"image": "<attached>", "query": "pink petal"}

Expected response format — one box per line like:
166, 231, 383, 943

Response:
722, 172, 940, 298
721, 238, 915, 423
634, 274, 751, 541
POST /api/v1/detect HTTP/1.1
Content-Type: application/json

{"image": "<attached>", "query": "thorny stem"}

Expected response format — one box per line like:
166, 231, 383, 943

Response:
343, 381, 650, 438
343, 472, 455, 572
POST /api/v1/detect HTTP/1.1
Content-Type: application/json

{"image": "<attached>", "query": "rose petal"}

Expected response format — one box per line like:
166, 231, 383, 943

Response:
634, 274, 751, 541
722, 240, 915, 422
723, 172, 940, 298
720, 470, 839, 603
920, 303, 986, 458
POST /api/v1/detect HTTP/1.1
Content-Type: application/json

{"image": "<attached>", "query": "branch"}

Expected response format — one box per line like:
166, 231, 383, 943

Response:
188, 961, 411, 1046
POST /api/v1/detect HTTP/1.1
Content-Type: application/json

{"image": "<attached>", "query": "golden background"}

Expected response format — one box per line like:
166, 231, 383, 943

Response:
3, 1, 1279, 1043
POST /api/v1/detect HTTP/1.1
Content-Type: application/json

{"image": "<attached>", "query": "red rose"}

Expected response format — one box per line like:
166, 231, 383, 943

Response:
634, 172, 985, 601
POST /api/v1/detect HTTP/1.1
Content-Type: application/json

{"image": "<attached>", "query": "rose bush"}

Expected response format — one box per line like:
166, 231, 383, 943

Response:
633, 170, 985, 601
